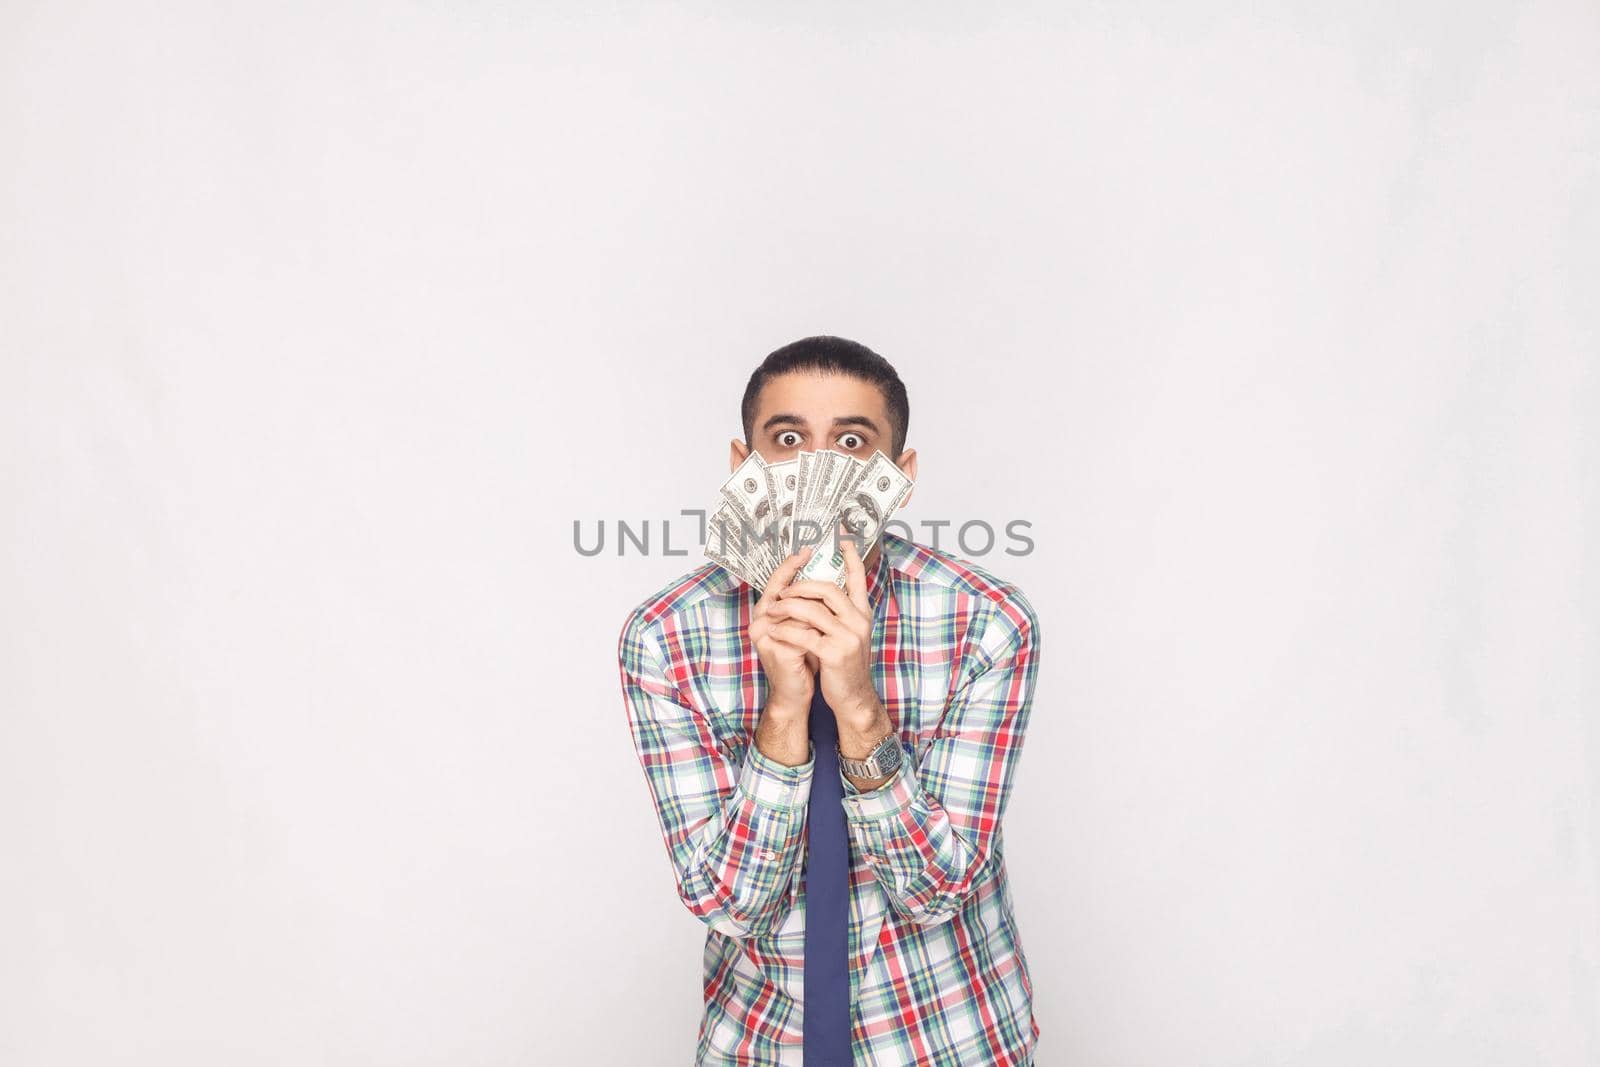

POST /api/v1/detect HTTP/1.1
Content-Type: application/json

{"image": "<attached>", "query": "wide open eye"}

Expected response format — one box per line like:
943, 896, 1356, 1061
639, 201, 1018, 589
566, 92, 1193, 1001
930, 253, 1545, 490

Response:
776, 430, 803, 448
837, 432, 865, 451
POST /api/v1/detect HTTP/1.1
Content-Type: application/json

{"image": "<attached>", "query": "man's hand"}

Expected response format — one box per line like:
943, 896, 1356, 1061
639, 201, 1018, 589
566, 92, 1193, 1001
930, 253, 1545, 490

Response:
750, 547, 822, 718
767, 537, 886, 734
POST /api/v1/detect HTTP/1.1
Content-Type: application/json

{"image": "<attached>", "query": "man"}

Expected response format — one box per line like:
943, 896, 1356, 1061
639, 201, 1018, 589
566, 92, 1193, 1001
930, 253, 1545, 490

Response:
618, 336, 1042, 1066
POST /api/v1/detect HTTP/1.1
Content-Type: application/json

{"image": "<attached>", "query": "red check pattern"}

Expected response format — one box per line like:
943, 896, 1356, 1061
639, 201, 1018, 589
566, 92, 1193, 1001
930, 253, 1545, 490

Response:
618, 533, 1042, 1066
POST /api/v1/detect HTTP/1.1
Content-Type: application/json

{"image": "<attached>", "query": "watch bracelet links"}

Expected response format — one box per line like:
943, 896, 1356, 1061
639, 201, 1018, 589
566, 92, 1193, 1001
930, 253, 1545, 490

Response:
837, 730, 902, 778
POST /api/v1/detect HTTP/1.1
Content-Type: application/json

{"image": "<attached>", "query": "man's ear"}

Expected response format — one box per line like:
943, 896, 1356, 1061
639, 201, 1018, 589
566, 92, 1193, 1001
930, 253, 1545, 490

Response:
729, 438, 751, 472
895, 447, 918, 508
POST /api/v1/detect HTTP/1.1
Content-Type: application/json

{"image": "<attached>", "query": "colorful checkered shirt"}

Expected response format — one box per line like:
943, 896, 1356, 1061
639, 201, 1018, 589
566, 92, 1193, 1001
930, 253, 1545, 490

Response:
618, 532, 1042, 1066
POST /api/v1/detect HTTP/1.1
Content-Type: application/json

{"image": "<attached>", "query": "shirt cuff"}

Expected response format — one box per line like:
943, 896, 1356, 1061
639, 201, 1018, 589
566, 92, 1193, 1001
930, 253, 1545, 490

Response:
738, 741, 815, 811
840, 743, 919, 821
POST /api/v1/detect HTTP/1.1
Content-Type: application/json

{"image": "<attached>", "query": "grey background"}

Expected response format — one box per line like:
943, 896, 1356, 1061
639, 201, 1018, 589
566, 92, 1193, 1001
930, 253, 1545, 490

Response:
3, 2, 1597, 1064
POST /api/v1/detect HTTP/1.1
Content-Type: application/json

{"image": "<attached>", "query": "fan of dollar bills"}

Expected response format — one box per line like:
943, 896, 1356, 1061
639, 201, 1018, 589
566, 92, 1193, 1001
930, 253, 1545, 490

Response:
704, 450, 914, 590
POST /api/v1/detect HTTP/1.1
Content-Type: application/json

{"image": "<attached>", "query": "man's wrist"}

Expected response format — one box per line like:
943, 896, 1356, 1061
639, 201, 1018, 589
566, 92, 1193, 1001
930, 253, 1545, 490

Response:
833, 690, 883, 731
764, 695, 811, 721
756, 701, 812, 767
836, 698, 893, 759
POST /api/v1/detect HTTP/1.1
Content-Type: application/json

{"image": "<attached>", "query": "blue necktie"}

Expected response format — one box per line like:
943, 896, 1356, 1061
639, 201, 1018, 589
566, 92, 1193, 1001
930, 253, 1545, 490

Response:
803, 681, 852, 1065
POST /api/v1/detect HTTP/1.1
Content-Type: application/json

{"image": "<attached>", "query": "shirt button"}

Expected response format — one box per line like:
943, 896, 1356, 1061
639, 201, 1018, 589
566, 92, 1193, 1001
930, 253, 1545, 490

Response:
759, 850, 777, 861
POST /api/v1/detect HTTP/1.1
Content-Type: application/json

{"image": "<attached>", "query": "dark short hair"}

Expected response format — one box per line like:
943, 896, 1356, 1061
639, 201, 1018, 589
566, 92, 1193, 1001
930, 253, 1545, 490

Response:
741, 336, 910, 456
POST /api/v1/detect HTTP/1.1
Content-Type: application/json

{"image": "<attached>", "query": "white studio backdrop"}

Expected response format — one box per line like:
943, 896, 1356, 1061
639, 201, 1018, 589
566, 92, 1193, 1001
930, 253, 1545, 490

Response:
2, 3, 1597, 1065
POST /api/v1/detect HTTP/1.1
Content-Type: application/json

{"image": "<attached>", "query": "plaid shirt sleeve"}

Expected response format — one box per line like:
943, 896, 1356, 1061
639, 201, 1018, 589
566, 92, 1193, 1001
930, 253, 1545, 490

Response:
840, 591, 1040, 926
619, 609, 814, 939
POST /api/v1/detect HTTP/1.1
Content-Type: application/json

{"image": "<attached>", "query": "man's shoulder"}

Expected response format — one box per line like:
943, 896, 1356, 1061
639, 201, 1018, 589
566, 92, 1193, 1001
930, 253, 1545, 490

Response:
617, 560, 743, 654
886, 534, 1039, 642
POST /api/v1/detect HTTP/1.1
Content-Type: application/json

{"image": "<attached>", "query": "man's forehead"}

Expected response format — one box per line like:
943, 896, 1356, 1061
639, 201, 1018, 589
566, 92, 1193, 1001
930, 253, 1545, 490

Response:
751, 372, 889, 419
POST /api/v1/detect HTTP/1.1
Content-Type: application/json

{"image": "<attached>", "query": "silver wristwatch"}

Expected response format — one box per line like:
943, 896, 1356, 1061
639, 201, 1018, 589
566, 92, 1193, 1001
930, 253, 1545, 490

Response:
838, 731, 902, 779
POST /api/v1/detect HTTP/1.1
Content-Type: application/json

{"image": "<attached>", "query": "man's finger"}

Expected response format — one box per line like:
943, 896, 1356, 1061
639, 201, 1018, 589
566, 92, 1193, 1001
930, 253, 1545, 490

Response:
767, 619, 824, 654
840, 536, 870, 615
759, 547, 814, 606
778, 579, 855, 618
766, 596, 844, 636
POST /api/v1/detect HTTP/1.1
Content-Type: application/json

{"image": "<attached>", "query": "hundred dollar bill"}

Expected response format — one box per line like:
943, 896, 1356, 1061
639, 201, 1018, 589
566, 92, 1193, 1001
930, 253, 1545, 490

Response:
717, 452, 785, 579
791, 449, 855, 554
794, 450, 914, 588
789, 451, 818, 553
703, 533, 752, 588
787, 447, 812, 556
720, 452, 772, 529
702, 504, 744, 580
705, 499, 776, 589
810, 453, 865, 547
761, 459, 799, 560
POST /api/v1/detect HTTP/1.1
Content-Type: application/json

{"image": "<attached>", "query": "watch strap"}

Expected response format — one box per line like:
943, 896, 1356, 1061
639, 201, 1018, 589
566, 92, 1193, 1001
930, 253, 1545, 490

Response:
838, 731, 901, 778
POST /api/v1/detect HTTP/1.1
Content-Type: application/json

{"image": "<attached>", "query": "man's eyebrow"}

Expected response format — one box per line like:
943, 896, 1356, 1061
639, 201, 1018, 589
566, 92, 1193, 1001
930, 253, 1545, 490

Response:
831, 415, 882, 435
760, 413, 809, 433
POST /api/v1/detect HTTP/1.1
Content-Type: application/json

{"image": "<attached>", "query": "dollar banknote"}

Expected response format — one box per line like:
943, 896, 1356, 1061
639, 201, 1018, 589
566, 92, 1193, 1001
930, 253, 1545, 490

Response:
794, 451, 914, 587
705, 502, 775, 588
702, 449, 914, 592
712, 452, 785, 585
791, 449, 861, 555
762, 459, 799, 558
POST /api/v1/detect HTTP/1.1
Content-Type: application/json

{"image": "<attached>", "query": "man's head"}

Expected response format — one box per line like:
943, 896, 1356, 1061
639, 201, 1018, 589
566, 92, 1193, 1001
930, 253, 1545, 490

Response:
732, 336, 917, 490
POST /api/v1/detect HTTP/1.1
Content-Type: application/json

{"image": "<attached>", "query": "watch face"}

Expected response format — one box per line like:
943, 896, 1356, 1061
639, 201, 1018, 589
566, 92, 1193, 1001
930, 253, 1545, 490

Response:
873, 734, 902, 773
